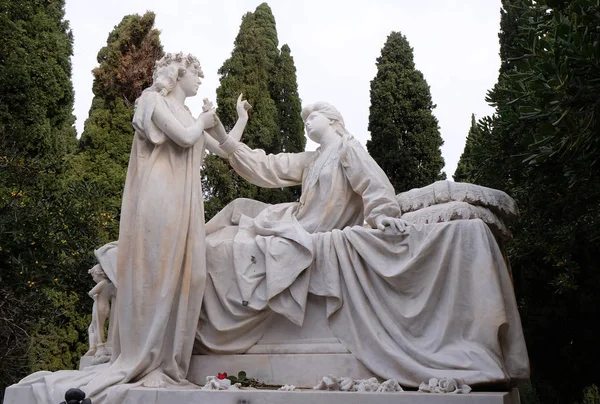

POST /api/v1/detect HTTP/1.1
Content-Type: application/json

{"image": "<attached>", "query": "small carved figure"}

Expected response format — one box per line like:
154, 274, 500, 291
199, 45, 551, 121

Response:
84, 264, 116, 365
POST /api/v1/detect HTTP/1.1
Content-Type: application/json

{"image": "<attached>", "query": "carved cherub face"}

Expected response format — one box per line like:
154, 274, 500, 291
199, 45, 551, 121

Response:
92, 273, 103, 283
178, 67, 202, 97
304, 111, 333, 144
89, 264, 107, 283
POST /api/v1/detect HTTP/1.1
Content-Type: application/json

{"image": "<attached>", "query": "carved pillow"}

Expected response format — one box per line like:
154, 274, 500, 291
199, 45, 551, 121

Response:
396, 181, 519, 221
400, 201, 512, 240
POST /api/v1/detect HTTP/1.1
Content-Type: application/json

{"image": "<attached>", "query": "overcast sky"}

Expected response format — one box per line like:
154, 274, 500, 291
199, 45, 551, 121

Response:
64, 0, 501, 178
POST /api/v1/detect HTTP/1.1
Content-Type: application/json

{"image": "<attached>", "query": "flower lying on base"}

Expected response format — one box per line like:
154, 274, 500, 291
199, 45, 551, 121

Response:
201, 376, 240, 391
418, 377, 471, 394
217, 372, 227, 380
312, 375, 403, 392
226, 371, 261, 387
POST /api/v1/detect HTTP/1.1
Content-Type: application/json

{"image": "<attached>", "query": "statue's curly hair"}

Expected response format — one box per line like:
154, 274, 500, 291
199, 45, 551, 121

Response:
88, 264, 108, 279
147, 52, 204, 96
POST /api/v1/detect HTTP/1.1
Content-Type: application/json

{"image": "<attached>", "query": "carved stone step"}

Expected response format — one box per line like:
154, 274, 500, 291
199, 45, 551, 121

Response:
3, 385, 521, 404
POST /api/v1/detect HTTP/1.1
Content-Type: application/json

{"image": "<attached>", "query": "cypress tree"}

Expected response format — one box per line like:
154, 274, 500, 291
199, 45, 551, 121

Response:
0, 0, 78, 298
498, 0, 520, 75
450, 0, 523, 190
203, 3, 304, 219
366, 32, 445, 194
457, 1, 600, 401
272, 44, 305, 154
453, 114, 480, 183
69, 12, 163, 233
0, 0, 77, 174
0, 0, 105, 395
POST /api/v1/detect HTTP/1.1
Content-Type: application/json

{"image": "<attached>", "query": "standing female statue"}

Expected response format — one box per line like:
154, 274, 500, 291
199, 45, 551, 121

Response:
103, 52, 218, 390
17, 52, 250, 404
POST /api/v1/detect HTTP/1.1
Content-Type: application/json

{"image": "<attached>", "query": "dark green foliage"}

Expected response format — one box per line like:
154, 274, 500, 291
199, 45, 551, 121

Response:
453, 114, 481, 183
272, 44, 305, 154
454, 1, 600, 402
203, 3, 305, 219
518, 381, 541, 404
215, 3, 279, 150
581, 385, 600, 404
503, 0, 600, 175
0, 0, 93, 398
0, 0, 77, 163
0, 172, 112, 398
498, 0, 521, 74
68, 96, 137, 223
29, 289, 90, 373
366, 32, 445, 194
68, 12, 163, 235
0, 2, 122, 398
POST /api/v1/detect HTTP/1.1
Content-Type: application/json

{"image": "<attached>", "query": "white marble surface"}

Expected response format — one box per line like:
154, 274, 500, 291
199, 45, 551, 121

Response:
246, 295, 349, 354
3, 385, 522, 404
187, 353, 375, 387
2, 386, 36, 403
396, 180, 519, 220
194, 102, 529, 388
401, 200, 513, 240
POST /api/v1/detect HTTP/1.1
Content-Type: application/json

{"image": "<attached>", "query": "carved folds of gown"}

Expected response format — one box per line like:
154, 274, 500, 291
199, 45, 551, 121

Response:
18, 91, 207, 404
194, 135, 530, 387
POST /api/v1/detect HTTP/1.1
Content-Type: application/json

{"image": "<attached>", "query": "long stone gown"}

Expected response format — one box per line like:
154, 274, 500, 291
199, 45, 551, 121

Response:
18, 90, 207, 404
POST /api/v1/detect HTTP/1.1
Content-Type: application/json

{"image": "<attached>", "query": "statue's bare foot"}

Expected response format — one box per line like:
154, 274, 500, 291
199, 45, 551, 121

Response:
141, 370, 167, 388
91, 343, 110, 365
91, 353, 111, 365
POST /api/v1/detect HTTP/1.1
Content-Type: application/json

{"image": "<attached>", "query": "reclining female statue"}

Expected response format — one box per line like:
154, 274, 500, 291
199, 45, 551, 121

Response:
196, 101, 530, 388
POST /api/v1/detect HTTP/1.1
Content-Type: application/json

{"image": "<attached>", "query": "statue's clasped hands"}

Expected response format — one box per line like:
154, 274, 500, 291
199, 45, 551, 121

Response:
198, 94, 252, 131
375, 216, 410, 234
199, 100, 218, 130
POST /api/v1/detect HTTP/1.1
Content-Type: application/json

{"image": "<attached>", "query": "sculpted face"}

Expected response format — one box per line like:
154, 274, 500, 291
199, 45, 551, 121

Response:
304, 111, 332, 143
92, 273, 103, 284
178, 67, 201, 97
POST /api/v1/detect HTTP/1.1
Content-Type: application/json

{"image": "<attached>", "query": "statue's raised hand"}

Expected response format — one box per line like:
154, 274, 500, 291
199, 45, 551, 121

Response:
375, 216, 409, 234
236, 93, 252, 120
199, 108, 217, 130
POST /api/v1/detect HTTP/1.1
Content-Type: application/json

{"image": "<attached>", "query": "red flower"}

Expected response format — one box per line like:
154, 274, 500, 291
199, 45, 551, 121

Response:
217, 372, 227, 380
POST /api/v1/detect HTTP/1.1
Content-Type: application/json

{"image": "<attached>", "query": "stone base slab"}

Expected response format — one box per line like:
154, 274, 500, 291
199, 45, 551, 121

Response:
81, 353, 377, 388
3, 385, 521, 404
187, 353, 376, 387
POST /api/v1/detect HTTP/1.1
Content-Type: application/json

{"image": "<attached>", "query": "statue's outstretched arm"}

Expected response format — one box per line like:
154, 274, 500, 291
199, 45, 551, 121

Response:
205, 94, 251, 158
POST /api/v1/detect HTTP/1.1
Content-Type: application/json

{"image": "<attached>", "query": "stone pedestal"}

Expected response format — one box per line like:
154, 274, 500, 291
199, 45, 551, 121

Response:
3, 385, 522, 404
80, 294, 377, 388
189, 294, 376, 387
187, 353, 374, 387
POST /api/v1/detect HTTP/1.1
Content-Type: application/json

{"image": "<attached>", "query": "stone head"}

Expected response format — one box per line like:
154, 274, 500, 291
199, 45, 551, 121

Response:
301, 102, 350, 144
150, 52, 204, 97
88, 264, 108, 284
